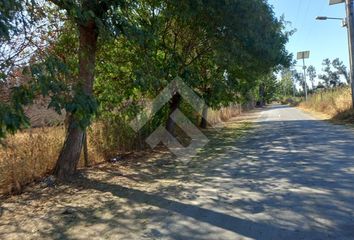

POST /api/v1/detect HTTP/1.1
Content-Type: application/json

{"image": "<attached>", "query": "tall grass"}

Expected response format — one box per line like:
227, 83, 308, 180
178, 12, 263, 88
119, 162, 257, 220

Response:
0, 103, 247, 195
207, 104, 243, 126
299, 86, 354, 121
0, 124, 116, 195
0, 127, 65, 194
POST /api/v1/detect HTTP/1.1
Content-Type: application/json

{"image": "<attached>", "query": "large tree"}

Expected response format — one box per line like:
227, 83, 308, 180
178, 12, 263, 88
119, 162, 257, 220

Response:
307, 65, 316, 90
280, 68, 295, 96
318, 58, 340, 88
0, 0, 133, 178
332, 58, 349, 84
131, 0, 291, 130
46, 0, 137, 179
1, 0, 292, 180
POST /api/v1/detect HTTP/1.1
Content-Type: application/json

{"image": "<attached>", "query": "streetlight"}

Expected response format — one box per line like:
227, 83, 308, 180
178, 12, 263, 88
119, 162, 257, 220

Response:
316, 16, 347, 27
316, 0, 354, 108
316, 16, 343, 20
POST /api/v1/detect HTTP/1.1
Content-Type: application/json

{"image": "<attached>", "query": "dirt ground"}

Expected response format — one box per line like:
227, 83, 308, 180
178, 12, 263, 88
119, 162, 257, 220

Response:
0, 111, 255, 240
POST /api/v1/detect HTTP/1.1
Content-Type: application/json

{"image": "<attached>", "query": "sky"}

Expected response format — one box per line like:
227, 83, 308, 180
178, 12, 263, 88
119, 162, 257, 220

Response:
267, 0, 349, 84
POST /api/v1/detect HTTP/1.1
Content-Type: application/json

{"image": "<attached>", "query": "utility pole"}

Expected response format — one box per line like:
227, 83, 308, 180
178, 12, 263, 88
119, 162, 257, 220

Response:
346, 0, 354, 108
302, 59, 308, 101
297, 51, 310, 101
318, 0, 354, 107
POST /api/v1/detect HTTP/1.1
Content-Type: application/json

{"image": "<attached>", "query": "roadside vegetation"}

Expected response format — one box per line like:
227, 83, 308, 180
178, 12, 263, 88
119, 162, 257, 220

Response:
299, 87, 354, 122
0, 105, 244, 195
277, 56, 354, 122
0, 0, 292, 194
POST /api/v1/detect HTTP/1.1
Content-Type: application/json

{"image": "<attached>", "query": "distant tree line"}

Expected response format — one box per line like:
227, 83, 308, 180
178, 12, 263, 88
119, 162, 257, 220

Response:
277, 58, 350, 99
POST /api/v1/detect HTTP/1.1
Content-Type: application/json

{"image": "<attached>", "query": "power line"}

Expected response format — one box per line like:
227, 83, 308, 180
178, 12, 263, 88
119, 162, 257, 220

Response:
302, 2, 326, 46
302, 0, 311, 27
295, 0, 303, 22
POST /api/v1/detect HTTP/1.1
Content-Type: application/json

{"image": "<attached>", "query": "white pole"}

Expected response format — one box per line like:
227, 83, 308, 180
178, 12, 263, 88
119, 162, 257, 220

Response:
303, 58, 308, 101
346, 0, 354, 108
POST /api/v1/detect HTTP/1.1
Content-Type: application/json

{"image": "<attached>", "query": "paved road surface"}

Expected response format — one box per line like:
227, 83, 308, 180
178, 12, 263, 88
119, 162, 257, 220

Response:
1, 105, 354, 240
230, 105, 354, 239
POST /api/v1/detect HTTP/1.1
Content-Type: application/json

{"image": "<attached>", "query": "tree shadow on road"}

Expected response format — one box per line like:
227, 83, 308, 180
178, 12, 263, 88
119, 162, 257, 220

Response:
1, 115, 354, 239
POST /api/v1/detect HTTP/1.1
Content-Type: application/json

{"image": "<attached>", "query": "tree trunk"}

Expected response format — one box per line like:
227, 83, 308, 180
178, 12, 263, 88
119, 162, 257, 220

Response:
259, 84, 265, 107
200, 104, 208, 129
166, 93, 181, 135
83, 130, 90, 167
54, 118, 85, 179
54, 20, 98, 180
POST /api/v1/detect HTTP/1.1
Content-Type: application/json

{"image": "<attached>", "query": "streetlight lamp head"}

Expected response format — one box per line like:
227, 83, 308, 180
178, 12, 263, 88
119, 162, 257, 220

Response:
316, 16, 328, 20
329, 0, 344, 5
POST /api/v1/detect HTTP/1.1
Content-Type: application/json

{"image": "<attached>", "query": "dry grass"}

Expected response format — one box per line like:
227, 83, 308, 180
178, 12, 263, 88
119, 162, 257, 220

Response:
0, 127, 65, 195
299, 87, 354, 122
0, 125, 109, 195
207, 104, 243, 126
0, 104, 250, 196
